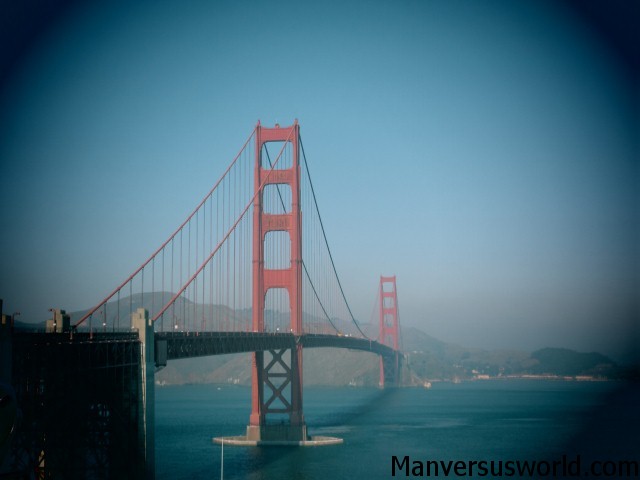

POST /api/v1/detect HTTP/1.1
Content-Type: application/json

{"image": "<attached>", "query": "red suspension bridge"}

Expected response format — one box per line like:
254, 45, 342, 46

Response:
0, 121, 403, 478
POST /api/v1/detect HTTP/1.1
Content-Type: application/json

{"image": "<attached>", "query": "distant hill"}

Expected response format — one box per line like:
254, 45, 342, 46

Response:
155, 325, 625, 387
400, 326, 533, 381
528, 347, 617, 377
13, 294, 627, 384
400, 326, 623, 382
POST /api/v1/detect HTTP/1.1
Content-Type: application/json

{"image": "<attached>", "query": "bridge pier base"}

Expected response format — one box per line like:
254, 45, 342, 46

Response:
216, 423, 340, 447
245, 424, 308, 443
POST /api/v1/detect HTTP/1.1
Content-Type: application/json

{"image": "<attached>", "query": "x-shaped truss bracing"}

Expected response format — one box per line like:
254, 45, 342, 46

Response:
262, 349, 292, 414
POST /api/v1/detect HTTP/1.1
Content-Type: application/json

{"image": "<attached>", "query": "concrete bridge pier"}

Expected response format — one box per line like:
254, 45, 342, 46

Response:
132, 308, 155, 479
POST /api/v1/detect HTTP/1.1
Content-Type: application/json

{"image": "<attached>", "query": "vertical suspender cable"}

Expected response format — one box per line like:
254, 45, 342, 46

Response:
299, 137, 368, 339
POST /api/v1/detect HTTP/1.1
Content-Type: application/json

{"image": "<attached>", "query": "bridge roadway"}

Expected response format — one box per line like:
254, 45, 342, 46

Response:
156, 331, 395, 363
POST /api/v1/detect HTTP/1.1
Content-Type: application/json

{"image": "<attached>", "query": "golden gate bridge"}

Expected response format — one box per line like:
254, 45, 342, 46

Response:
0, 121, 403, 478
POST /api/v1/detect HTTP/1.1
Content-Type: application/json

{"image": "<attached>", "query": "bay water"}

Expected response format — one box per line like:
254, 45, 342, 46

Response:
155, 380, 637, 479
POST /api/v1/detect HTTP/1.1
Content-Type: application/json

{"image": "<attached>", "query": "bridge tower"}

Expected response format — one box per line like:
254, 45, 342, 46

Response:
248, 121, 307, 442
379, 275, 401, 387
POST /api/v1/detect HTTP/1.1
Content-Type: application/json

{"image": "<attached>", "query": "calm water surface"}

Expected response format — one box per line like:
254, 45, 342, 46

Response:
155, 380, 637, 479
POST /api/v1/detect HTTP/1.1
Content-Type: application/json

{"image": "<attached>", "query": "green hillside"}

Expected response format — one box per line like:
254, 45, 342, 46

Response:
529, 347, 616, 376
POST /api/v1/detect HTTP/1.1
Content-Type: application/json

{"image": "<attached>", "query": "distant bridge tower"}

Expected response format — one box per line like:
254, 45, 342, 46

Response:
248, 121, 307, 442
379, 275, 401, 387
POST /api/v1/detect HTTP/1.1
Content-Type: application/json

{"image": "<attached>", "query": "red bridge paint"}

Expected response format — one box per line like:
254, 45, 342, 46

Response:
250, 121, 306, 440
379, 275, 400, 387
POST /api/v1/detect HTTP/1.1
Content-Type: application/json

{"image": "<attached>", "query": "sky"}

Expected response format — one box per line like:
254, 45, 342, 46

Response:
1, 0, 638, 360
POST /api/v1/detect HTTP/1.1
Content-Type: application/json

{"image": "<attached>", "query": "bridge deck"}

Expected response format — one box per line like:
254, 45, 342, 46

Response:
156, 331, 396, 362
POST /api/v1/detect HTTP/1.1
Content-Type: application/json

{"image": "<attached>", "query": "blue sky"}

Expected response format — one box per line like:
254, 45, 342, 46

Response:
1, 0, 637, 359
